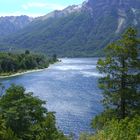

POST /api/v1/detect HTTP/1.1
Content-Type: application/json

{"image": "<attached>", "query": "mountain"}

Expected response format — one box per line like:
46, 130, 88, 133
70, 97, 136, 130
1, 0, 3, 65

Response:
0, 15, 33, 36
0, 0, 140, 57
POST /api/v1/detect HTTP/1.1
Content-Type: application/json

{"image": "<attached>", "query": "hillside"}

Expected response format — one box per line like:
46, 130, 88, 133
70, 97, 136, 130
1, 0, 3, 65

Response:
0, 15, 33, 36
0, 0, 140, 57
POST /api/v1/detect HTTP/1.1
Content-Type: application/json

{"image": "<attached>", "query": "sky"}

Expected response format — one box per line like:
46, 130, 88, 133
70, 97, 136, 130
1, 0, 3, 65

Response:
0, 0, 85, 17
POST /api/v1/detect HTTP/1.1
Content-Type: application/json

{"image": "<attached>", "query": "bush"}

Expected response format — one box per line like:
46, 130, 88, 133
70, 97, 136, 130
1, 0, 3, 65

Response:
80, 116, 140, 140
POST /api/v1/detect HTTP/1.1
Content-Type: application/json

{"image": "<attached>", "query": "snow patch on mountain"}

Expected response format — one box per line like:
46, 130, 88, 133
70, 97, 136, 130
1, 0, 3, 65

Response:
116, 17, 125, 33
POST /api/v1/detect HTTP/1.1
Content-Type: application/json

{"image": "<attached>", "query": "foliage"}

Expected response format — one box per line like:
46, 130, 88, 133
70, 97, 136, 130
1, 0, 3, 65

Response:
0, 51, 57, 75
91, 109, 117, 130
87, 27, 140, 140
95, 27, 140, 125
80, 116, 140, 140
0, 84, 67, 140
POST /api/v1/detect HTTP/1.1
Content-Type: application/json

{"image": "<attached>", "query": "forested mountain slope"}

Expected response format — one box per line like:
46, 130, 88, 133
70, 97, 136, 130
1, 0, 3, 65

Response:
0, 0, 140, 57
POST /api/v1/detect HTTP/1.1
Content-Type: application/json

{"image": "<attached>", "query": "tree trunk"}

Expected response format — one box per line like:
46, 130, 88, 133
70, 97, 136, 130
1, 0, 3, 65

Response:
120, 57, 126, 119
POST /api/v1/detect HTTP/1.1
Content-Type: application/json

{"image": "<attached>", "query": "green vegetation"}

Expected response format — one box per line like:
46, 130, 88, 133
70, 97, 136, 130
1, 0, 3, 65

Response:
0, 51, 57, 76
0, 84, 67, 140
1, 12, 101, 57
94, 27, 140, 124
80, 117, 140, 140
0, 27, 139, 140
80, 28, 140, 139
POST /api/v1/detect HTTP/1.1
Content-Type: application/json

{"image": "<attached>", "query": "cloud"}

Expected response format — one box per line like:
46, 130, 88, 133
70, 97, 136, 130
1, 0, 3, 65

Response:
22, 2, 65, 10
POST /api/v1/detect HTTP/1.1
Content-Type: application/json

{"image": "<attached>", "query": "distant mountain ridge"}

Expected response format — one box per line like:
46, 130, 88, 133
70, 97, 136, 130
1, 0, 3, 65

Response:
0, 15, 33, 36
0, 0, 140, 57
38, 5, 82, 21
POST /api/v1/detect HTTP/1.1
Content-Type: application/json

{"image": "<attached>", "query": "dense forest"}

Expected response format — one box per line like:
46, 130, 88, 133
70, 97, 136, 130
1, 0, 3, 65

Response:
0, 51, 57, 76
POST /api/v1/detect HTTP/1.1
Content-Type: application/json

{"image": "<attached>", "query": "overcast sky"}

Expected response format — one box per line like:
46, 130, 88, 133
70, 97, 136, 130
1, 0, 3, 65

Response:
0, 0, 85, 17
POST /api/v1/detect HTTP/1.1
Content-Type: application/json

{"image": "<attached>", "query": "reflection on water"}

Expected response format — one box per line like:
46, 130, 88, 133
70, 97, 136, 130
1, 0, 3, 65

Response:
0, 58, 103, 139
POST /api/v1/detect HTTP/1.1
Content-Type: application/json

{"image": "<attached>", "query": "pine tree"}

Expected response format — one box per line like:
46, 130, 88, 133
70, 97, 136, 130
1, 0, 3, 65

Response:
97, 27, 140, 119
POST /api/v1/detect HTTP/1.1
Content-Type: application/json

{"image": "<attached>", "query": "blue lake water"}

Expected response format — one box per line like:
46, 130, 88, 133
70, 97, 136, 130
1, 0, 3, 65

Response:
0, 58, 103, 139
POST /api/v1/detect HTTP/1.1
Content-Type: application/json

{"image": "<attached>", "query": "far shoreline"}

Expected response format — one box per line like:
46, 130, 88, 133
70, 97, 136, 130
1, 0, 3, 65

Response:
0, 59, 61, 79
0, 68, 47, 79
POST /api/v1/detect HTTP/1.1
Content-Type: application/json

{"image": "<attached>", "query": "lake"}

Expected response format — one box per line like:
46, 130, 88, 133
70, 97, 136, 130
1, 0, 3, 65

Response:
0, 58, 103, 139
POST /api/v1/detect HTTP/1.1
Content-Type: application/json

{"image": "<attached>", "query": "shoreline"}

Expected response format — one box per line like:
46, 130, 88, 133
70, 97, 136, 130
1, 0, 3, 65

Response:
0, 60, 60, 79
0, 68, 47, 79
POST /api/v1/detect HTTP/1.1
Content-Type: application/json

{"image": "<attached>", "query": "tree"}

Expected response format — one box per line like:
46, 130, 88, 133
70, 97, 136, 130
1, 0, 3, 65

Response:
96, 27, 140, 121
0, 83, 4, 96
52, 54, 57, 62
25, 50, 30, 55
0, 84, 67, 140
86, 116, 140, 140
0, 115, 19, 140
0, 52, 55, 75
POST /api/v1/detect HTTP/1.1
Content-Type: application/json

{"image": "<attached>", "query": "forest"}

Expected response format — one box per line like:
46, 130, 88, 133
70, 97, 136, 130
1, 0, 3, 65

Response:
0, 51, 57, 76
